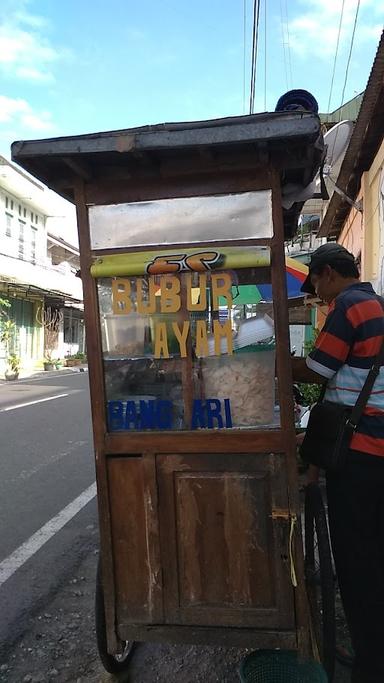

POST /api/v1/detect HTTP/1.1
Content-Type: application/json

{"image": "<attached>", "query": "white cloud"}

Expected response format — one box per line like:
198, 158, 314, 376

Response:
0, 3, 61, 83
0, 95, 55, 132
0, 95, 29, 123
287, 0, 383, 60
15, 65, 54, 82
21, 111, 54, 132
13, 10, 49, 30
358, 23, 384, 42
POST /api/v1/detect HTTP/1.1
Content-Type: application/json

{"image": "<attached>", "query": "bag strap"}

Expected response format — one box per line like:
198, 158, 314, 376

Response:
348, 296, 384, 429
348, 338, 384, 428
318, 382, 327, 402
318, 295, 384, 426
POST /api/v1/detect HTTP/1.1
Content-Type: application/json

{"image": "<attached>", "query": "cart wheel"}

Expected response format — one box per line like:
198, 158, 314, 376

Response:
304, 483, 336, 682
95, 558, 135, 674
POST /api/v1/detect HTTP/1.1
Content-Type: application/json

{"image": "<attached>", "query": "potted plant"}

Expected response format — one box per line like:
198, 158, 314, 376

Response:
36, 306, 63, 371
5, 353, 21, 381
1, 319, 21, 380
65, 352, 87, 367
43, 354, 55, 371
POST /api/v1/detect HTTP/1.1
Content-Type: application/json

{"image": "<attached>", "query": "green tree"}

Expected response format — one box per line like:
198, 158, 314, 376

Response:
0, 296, 11, 333
0, 297, 15, 359
0, 296, 10, 310
298, 328, 322, 405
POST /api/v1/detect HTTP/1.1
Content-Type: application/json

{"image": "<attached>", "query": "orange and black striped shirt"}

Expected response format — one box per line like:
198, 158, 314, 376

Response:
306, 282, 384, 457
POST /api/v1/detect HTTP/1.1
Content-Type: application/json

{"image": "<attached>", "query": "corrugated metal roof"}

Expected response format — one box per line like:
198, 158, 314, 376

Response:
319, 93, 363, 125
319, 31, 384, 238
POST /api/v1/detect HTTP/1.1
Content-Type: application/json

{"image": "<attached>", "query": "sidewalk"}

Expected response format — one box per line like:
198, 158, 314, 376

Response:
0, 365, 88, 384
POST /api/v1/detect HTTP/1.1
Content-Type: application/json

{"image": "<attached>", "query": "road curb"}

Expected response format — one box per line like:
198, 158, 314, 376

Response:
0, 366, 88, 385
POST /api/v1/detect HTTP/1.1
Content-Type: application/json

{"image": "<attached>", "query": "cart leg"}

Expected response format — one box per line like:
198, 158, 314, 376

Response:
304, 483, 336, 682
95, 557, 135, 674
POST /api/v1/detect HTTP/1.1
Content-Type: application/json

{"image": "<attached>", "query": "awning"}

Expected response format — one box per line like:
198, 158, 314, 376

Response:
0, 278, 82, 305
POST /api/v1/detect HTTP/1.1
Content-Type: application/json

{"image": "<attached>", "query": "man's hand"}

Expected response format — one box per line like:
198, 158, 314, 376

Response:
296, 433, 320, 484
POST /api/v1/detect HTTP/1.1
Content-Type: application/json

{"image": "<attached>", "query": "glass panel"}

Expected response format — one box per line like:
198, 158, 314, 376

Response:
18, 219, 25, 259
5, 213, 12, 237
89, 191, 273, 250
98, 260, 280, 433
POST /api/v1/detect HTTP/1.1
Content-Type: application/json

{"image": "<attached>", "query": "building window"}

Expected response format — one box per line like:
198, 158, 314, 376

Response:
18, 219, 25, 259
18, 204, 22, 216
23, 208, 27, 218
10, 200, 14, 211
36, 215, 39, 225
31, 226, 37, 263
5, 213, 12, 237
5, 197, 8, 209
64, 311, 83, 347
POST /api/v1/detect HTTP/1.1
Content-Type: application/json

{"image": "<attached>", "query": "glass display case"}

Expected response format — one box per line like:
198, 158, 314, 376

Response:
97, 255, 279, 432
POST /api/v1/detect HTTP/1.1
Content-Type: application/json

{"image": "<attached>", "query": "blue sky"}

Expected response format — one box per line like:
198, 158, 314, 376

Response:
0, 0, 382, 156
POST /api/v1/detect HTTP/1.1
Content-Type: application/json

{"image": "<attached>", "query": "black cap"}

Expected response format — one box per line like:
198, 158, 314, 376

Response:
301, 243, 356, 295
275, 89, 319, 114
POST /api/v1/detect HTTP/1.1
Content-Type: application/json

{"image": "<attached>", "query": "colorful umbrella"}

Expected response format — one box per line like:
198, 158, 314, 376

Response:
219, 257, 308, 306
254, 256, 308, 302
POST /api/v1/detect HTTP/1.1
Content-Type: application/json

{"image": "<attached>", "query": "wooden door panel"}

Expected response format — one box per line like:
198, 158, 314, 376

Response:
107, 456, 163, 624
176, 472, 275, 608
157, 453, 294, 629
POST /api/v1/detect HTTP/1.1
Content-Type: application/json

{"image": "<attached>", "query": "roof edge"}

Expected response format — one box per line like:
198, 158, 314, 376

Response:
11, 111, 321, 161
11, 110, 317, 155
318, 30, 384, 238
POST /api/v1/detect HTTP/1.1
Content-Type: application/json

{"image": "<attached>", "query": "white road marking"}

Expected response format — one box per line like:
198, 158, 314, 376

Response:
0, 482, 97, 587
18, 440, 89, 482
0, 393, 69, 412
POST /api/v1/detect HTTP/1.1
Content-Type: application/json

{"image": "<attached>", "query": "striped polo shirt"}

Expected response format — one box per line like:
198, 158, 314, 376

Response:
306, 282, 384, 457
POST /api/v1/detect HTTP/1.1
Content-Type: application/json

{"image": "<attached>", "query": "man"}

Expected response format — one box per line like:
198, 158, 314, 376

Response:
292, 243, 384, 683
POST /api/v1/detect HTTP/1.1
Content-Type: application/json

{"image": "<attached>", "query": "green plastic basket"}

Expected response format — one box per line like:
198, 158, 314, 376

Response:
239, 650, 328, 683
234, 342, 276, 354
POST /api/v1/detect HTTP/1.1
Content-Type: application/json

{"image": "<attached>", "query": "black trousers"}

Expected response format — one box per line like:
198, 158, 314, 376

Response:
326, 450, 384, 683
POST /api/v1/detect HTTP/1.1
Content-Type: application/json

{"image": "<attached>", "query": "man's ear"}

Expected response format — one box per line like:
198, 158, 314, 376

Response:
324, 264, 333, 280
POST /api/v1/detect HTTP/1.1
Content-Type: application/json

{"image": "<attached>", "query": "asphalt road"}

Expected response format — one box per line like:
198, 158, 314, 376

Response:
0, 371, 98, 658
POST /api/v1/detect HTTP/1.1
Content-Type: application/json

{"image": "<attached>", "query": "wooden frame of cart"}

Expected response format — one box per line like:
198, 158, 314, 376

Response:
12, 111, 335, 678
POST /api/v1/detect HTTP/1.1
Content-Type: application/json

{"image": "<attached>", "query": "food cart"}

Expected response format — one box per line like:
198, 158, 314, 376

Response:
12, 110, 335, 680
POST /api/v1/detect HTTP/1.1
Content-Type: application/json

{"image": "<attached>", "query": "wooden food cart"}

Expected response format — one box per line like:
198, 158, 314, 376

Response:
12, 111, 335, 679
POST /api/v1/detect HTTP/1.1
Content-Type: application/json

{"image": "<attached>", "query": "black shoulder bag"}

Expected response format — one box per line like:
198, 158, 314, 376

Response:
300, 339, 384, 472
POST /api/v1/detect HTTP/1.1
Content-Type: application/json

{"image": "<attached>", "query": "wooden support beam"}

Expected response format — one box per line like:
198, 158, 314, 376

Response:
61, 156, 92, 181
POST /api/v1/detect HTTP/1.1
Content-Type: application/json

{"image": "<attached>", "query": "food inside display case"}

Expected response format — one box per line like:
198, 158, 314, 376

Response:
203, 345, 276, 427
95, 247, 279, 432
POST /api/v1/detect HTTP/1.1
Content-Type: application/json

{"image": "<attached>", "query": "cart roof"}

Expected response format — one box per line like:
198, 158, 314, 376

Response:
11, 111, 324, 238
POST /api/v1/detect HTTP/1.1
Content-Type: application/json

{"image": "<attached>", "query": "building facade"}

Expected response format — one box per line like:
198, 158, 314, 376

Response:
282, 51, 382, 348
319, 31, 384, 295
0, 156, 84, 374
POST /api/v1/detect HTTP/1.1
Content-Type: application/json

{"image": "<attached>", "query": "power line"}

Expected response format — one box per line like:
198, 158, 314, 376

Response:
284, 0, 293, 87
249, 0, 261, 113
249, 0, 261, 114
339, 0, 361, 115
263, 0, 267, 110
329, 0, 361, 172
327, 0, 346, 113
243, 0, 247, 114
279, 0, 289, 90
